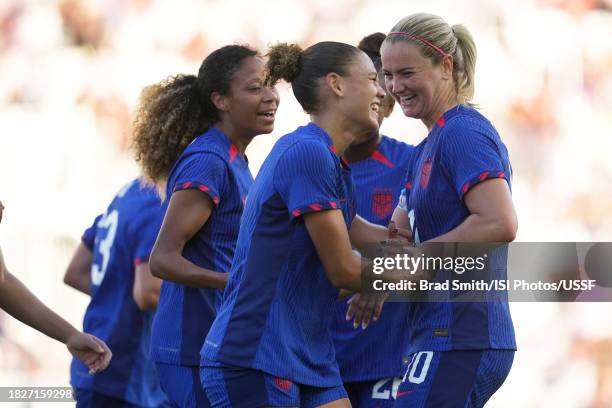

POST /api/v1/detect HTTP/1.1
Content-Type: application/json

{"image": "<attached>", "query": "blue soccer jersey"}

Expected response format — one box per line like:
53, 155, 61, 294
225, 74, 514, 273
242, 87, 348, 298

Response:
331, 136, 415, 382
149, 127, 253, 367
70, 179, 167, 407
201, 122, 356, 388
400, 105, 516, 354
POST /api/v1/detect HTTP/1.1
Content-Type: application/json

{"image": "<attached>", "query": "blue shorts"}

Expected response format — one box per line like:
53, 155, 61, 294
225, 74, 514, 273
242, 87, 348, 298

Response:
345, 377, 402, 408
395, 350, 514, 408
200, 365, 348, 408
156, 362, 211, 408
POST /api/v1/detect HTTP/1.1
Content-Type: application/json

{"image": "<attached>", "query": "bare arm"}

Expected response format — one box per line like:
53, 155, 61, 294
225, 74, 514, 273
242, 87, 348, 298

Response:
429, 179, 517, 243
0, 265, 111, 373
133, 262, 161, 310
63, 243, 93, 295
304, 210, 363, 292
349, 215, 388, 252
149, 189, 227, 289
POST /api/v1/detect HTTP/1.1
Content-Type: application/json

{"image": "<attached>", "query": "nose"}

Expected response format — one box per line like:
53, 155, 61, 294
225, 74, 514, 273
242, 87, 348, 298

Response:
387, 75, 404, 95
376, 81, 385, 100
263, 85, 280, 106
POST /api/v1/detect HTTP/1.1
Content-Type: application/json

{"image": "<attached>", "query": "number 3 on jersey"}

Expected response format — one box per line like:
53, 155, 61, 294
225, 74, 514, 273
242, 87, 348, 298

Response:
91, 210, 119, 286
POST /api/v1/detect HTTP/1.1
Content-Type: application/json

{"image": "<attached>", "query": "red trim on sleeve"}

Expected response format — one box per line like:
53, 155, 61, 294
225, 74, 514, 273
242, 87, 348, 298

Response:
182, 181, 193, 189
213, 197, 220, 205
330, 201, 337, 209
198, 185, 210, 192
292, 209, 302, 217
309, 204, 322, 211
405, 181, 413, 189
436, 115, 445, 128
478, 171, 490, 181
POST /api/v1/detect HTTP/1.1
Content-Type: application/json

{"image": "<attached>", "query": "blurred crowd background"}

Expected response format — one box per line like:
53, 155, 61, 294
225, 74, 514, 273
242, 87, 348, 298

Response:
0, 0, 611, 406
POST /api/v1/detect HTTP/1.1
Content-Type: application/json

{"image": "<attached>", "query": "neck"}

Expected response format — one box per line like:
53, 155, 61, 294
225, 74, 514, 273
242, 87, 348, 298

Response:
213, 121, 252, 155
343, 133, 381, 163
423, 88, 459, 132
310, 111, 357, 156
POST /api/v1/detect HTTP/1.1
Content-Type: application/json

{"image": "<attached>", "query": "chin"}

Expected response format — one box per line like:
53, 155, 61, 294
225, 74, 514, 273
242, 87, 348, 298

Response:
257, 125, 275, 135
401, 107, 419, 119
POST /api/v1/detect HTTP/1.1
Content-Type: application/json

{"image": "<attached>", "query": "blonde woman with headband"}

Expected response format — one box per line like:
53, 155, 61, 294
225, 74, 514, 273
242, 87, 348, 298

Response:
383, 13, 518, 407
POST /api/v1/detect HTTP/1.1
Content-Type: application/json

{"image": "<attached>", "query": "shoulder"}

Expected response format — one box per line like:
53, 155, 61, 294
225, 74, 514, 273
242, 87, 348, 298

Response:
441, 106, 500, 141
276, 132, 335, 167
173, 148, 229, 176
380, 135, 416, 160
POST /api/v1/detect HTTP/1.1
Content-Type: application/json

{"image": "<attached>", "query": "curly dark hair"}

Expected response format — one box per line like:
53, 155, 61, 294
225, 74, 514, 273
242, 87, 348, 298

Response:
264, 41, 360, 114
131, 45, 257, 184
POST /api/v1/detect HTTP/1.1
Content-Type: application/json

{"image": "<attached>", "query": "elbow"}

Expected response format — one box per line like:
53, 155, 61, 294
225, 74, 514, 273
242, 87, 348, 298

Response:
63, 269, 78, 288
495, 215, 518, 242
134, 291, 159, 311
148, 251, 166, 280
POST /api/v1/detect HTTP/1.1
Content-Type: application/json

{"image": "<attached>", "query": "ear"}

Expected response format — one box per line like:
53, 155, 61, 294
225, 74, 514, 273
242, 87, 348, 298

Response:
440, 56, 454, 80
211, 91, 230, 112
323, 72, 344, 97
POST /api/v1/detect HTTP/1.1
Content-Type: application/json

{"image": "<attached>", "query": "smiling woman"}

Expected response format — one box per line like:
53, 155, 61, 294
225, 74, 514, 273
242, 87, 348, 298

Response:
131, 44, 280, 408
198, 41, 395, 408
383, 13, 518, 408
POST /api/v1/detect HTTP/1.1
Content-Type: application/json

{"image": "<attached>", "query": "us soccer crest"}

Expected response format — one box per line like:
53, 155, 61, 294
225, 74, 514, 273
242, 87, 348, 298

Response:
420, 157, 433, 188
372, 188, 393, 219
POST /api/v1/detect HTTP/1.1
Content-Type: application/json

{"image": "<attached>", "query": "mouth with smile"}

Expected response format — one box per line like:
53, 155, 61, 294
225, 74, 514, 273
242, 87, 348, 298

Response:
257, 108, 277, 123
399, 94, 416, 106
370, 101, 381, 114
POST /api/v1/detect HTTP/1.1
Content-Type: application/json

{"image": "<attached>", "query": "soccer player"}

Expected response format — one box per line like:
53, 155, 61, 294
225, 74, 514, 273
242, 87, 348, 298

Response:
131, 45, 279, 408
382, 13, 518, 407
64, 179, 169, 408
331, 33, 415, 408
200, 41, 406, 408
0, 201, 111, 375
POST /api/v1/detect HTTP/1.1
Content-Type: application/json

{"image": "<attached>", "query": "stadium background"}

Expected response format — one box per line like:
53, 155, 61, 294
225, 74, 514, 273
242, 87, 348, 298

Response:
0, 0, 611, 406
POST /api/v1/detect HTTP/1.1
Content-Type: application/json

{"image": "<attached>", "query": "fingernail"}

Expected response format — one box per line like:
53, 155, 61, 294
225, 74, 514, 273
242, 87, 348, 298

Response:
353, 321, 359, 329
362, 322, 368, 329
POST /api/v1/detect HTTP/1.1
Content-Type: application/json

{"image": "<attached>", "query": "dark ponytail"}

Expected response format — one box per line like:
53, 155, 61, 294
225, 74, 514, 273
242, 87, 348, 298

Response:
265, 41, 360, 114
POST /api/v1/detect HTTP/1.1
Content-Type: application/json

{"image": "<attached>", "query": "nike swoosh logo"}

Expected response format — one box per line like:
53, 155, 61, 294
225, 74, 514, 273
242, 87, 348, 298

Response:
396, 389, 417, 398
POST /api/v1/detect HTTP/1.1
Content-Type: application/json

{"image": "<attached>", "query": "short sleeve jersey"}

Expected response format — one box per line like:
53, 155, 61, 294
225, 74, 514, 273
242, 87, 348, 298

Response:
70, 179, 167, 407
400, 105, 516, 354
201, 123, 356, 387
150, 127, 253, 366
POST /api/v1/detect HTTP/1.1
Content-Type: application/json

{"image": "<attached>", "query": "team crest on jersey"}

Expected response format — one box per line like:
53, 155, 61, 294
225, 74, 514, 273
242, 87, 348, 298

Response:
373, 188, 393, 219
420, 158, 433, 188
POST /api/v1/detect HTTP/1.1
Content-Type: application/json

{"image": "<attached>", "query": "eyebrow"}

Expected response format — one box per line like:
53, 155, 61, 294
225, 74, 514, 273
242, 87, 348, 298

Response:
383, 67, 415, 73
